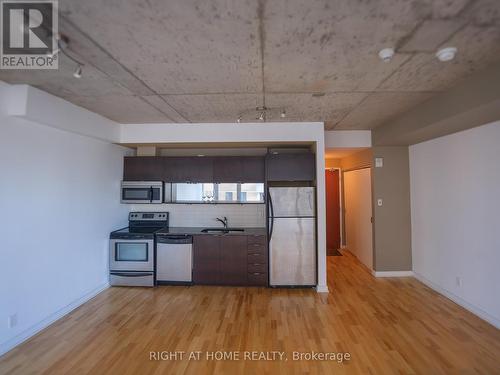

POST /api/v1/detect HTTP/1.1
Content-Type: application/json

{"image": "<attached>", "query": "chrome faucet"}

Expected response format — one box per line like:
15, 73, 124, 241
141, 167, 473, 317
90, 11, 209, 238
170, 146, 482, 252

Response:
216, 216, 228, 228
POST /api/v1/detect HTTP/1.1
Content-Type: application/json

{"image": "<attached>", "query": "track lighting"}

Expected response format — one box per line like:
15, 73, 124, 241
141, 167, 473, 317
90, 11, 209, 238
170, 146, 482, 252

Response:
73, 64, 82, 78
46, 48, 59, 58
237, 106, 285, 122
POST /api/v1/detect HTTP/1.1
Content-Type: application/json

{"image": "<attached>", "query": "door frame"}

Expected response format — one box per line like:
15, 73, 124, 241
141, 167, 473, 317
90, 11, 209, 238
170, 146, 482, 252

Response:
342, 166, 374, 270
325, 167, 343, 249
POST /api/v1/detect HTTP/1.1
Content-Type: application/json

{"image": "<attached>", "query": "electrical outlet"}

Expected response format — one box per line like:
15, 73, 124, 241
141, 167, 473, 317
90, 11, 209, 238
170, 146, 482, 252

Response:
8, 313, 17, 328
377, 199, 383, 207
375, 157, 383, 168
455, 277, 462, 288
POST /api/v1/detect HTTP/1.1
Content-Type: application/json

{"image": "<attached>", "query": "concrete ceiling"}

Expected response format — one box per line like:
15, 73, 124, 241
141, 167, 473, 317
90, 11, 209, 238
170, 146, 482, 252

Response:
1, 0, 500, 129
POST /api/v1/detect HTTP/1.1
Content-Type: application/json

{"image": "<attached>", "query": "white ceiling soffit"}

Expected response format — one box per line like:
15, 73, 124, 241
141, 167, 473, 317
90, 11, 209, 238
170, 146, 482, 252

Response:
325, 147, 369, 159
0, 0, 499, 129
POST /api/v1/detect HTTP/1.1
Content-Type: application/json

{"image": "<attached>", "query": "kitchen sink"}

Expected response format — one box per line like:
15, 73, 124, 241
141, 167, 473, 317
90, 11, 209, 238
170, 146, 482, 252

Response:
201, 227, 245, 233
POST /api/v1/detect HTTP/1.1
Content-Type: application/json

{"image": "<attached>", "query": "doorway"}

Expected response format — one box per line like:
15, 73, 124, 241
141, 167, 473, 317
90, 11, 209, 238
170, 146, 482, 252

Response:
325, 169, 341, 256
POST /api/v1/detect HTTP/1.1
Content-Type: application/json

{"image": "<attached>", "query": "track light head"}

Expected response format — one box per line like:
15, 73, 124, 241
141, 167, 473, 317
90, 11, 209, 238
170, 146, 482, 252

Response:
73, 64, 82, 78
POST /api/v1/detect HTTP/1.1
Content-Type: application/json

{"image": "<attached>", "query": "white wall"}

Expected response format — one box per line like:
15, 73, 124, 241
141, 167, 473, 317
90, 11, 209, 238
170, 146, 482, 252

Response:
0, 87, 129, 355
410, 120, 500, 328
344, 168, 373, 269
130, 204, 266, 227
324, 130, 371, 148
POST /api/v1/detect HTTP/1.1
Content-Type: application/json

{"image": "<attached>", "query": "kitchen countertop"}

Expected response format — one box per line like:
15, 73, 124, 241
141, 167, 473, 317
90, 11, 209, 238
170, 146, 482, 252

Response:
156, 227, 267, 236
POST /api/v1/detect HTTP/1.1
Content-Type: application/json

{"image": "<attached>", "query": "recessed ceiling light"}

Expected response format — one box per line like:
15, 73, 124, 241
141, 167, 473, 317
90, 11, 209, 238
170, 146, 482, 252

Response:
378, 48, 394, 62
436, 47, 457, 62
197, 154, 205, 157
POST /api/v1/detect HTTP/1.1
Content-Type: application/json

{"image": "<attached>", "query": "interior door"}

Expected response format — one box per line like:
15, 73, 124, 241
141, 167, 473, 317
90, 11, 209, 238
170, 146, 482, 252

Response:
344, 168, 373, 269
325, 169, 341, 254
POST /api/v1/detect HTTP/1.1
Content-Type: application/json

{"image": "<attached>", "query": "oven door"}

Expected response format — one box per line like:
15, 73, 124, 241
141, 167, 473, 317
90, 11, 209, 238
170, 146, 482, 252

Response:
121, 182, 163, 204
109, 239, 154, 271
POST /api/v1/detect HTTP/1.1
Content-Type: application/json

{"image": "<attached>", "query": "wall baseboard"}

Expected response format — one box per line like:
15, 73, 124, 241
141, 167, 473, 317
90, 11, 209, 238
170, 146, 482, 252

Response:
316, 285, 329, 293
413, 272, 500, 329
372, 270, 414, 277
0, 282, 109, 357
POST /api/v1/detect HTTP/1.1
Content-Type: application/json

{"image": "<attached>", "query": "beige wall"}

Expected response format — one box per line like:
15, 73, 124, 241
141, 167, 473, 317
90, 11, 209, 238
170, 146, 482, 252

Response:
372, 146, 412, 271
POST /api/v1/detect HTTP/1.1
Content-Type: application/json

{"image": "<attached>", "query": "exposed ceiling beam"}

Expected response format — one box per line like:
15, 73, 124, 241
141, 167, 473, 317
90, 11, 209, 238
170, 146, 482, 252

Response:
372, 62, 500, 145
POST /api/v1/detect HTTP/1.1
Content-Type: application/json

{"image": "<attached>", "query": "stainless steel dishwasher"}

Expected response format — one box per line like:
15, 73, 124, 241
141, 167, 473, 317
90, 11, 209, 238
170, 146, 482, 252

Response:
156, 234, 193, 284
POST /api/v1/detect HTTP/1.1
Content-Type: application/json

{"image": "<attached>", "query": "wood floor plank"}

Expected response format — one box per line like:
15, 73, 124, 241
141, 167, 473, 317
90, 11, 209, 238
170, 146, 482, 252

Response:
1, 250, 500, 374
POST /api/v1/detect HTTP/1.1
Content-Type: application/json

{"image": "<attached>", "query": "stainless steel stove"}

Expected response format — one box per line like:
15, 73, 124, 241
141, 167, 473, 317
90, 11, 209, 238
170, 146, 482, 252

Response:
109, 212, 168, 287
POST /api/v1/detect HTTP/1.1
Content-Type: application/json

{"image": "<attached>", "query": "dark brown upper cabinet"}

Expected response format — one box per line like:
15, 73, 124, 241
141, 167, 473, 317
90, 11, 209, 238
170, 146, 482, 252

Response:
241, 156, 266, 182
213, 157, 242, 183
213, 156, 265, 183
123, 156, 265, 183
266, 153, 316, 182
164, 157, 214, 183
123, 156, 163, 181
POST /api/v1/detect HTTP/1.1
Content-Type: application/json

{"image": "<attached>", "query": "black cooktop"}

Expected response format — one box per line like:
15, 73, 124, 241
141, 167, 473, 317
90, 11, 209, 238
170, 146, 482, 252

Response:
110, 212, 169, 239
110, 226, 167, 239
110, 226, 166, 239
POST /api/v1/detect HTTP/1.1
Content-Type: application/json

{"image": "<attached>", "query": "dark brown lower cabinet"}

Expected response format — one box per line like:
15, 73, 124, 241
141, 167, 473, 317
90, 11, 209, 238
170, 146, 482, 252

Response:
219, 236, 248, 285
192, 235, 220, 284
192, 235, 248, 286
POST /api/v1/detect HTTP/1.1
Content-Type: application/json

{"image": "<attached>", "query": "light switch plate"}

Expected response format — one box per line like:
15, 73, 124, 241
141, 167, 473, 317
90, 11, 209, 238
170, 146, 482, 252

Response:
375, 157, 383, 168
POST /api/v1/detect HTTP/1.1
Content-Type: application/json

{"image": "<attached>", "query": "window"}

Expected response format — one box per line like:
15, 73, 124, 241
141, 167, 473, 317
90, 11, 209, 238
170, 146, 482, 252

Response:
171, 183, 264, 203
240, 183, 265, 202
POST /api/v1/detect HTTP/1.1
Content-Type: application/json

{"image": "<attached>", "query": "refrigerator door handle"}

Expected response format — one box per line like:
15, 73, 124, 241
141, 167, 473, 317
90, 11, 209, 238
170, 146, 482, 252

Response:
268, 189, 274, 241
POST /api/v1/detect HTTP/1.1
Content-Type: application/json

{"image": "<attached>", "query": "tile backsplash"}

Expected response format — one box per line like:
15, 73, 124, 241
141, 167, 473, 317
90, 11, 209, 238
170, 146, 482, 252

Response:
129, 204, 266, 227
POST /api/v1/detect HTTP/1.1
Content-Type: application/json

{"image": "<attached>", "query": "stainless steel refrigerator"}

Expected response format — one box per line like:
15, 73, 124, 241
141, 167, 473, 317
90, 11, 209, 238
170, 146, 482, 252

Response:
268, 187, 316, 286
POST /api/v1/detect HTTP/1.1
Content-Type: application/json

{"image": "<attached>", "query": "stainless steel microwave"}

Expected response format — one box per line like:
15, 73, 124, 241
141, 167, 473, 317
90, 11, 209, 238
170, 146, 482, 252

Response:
121, 181, 165, 204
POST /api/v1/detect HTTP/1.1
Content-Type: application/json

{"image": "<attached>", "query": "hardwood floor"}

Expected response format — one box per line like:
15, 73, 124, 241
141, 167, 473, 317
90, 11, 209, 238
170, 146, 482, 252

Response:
1, 251, 500, 374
